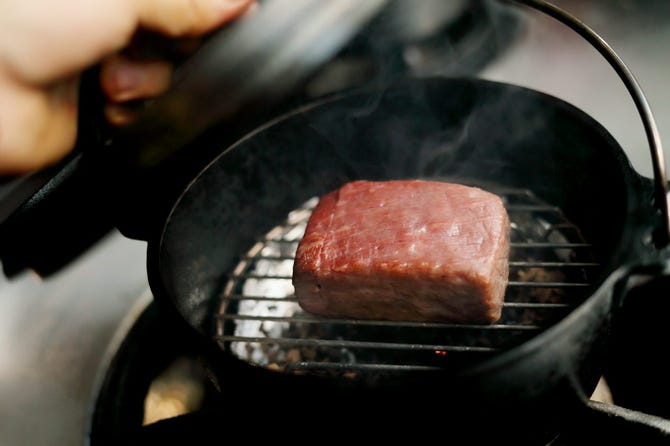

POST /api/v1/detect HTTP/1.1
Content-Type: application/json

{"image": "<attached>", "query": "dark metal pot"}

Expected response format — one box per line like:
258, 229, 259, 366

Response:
134, 5, 670, 442
137, 74, 670, 444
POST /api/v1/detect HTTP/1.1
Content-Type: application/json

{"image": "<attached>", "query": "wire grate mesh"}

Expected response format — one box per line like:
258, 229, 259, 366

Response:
214, 185, 598, 378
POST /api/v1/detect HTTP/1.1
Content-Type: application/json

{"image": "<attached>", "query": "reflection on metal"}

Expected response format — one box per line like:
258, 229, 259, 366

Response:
142, 357, 207, 426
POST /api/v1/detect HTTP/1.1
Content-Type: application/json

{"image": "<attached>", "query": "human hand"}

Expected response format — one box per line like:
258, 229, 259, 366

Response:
0, 0, 255, 175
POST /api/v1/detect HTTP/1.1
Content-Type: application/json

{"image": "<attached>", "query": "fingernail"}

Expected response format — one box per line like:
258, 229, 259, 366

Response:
110, 63, 146, 96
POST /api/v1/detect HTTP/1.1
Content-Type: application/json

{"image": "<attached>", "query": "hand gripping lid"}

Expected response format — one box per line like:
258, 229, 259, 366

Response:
0, 0, 388, 277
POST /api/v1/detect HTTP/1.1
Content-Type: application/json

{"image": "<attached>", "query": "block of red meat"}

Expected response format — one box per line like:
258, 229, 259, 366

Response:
292, 180, 510, 323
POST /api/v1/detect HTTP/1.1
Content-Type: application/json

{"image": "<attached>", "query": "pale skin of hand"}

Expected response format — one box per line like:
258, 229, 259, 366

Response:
0, 0, 255, 175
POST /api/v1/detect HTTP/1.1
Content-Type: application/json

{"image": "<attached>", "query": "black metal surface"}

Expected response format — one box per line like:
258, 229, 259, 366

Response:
605, 275, 670, 421
0, 68, 116, 276
89, 302, 223, 446
143, 76, 670, 441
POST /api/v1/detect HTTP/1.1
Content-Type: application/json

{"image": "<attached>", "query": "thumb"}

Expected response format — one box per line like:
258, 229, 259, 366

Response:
136, 0, 256, 38
0, 76, 79, 175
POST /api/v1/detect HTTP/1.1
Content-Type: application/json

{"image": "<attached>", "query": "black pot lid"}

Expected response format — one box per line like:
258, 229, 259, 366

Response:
0, 0, 388, 277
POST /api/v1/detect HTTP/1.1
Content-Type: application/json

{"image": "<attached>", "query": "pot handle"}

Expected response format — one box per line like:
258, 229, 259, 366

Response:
120, 400, 670, 445
0, 0, 390, 277
558, 400, 670, 445
507, 0, 670, 246
110, 0, 388, 166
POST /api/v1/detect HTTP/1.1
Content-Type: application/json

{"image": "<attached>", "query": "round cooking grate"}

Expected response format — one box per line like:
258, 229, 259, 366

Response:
214, 183, 598, 379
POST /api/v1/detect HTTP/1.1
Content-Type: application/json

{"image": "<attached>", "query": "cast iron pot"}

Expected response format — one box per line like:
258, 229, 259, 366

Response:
130, 6, 670, 443
134, 73, 670, 444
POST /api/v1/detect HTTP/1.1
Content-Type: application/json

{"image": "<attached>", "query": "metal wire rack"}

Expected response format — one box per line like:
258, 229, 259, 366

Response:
214, 185, 598, 378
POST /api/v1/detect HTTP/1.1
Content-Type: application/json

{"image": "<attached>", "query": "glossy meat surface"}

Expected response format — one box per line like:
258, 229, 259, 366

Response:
292, 180, 509, 323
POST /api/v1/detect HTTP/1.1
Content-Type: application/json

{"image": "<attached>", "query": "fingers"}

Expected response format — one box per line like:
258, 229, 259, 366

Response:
136, 0, 256, 37
0, 0, 255, 174
99, 54, 173, 125
100, 55, 173, 102
0, 76, 79, 175
100, 0, 255, 126
99, 0, 257, 127
0, 0, 137, 85
0, 0, 256, 85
